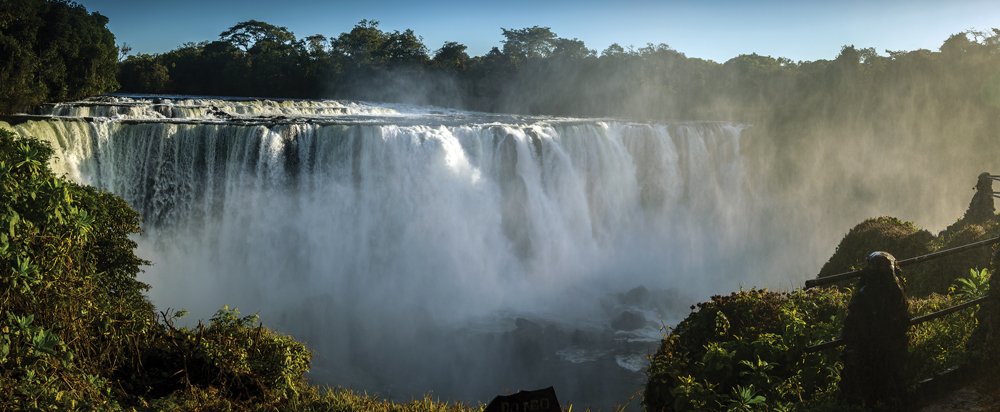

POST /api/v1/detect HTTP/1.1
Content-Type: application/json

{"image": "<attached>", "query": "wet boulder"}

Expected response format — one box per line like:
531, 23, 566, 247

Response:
611, 311, 646, 331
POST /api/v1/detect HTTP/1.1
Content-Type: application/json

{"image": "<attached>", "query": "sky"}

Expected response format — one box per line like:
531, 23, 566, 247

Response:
77, 0, 1000, 63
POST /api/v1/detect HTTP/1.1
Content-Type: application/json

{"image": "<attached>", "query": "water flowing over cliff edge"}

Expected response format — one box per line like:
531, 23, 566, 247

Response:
3, 95, 903, 406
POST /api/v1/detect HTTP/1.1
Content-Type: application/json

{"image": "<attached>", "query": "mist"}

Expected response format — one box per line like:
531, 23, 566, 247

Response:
14, 103, 757, 407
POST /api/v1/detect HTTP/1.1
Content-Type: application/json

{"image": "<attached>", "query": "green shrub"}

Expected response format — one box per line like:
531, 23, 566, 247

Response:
914, 221, 998, 296
157, 307, 312, 404
908, 293, 979, 380
645, 282, 988, 411
0, 129, 156, 405
0, 312, 119, 410
949, 268, 990, 300
645, 289, 850, 411
817, 217, 934, 290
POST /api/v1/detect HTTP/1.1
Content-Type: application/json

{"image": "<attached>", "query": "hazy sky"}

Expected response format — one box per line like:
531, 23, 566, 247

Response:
78, 0, 1000, 62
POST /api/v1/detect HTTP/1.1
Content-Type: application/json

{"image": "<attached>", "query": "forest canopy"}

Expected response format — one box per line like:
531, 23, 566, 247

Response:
112, 19, 1000, 123
0, 0, 119, 114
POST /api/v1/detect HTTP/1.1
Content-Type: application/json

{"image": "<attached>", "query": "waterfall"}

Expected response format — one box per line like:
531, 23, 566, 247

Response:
11, 96, 753, 406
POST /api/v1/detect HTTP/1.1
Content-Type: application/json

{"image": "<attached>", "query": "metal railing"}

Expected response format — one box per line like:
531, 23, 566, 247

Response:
804, 237, 997, 352
804, 236, 1000, 289
805, 294, 992, 353
802, 237, 997, 409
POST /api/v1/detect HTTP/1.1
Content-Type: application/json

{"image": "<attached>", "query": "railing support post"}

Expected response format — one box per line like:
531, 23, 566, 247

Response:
964, 172, 995, 223
840, 252, 910, 410
969, 246, 1000, 362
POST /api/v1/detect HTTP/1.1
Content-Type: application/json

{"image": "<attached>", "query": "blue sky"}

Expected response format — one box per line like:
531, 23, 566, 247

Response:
78, 0, 1000, 62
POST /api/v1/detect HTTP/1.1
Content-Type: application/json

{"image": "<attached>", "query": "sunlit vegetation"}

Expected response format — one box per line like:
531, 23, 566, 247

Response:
645, 283, 984, 411
645, 289, 850, 411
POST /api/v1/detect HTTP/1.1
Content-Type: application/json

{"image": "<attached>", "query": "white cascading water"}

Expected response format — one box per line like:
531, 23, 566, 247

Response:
11, 96, 757, 406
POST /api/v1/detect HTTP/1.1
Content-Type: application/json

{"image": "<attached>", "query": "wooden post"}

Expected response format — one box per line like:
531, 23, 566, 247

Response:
839, 251, 910, 410
963, 172, 995, 223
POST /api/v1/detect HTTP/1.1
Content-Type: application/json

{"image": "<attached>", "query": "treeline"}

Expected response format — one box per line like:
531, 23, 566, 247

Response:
0, 0, 118, 114
3, 1, 1000, 127
117, 19, 1000, 123
116, 19, 726, 118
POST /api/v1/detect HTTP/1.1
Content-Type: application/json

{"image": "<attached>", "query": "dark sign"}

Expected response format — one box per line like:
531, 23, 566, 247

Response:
484, 386, 561, 412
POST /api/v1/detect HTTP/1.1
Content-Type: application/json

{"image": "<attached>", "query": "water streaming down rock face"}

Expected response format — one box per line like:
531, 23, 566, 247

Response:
12, 96, 753, 406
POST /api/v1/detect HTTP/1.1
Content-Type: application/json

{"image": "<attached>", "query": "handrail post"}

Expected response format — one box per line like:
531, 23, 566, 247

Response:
964, 172, 995, 223
969, 246, 1000, 362
839, 252, 910, 410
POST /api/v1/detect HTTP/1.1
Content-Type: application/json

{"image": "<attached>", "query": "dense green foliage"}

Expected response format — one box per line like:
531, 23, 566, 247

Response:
644, 285, 984, 411
645, 289, 850, 411
908, 291, 980, 380
0, 125, 154, 408
0, 0, 119, 114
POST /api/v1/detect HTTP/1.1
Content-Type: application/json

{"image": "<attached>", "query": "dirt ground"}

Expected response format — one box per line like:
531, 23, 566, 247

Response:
919, 383, 1000, 412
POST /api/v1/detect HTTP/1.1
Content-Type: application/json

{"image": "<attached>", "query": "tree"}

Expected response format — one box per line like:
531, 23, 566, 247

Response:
304, 34, 328, 56
433, 41, 470, 71
217, 20, 310, 97
330, 19, 386, 66
377, 29, 428, 66
219, 20, 295, 52
500, 26, 558, 63
601, 43, 627, 58
940, 32, 974, 56
117, 54, 170, 93
0, 0, 118, 113
157, 42, 211, 95
0, 129, 155, 406
550, 37, 594, 60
